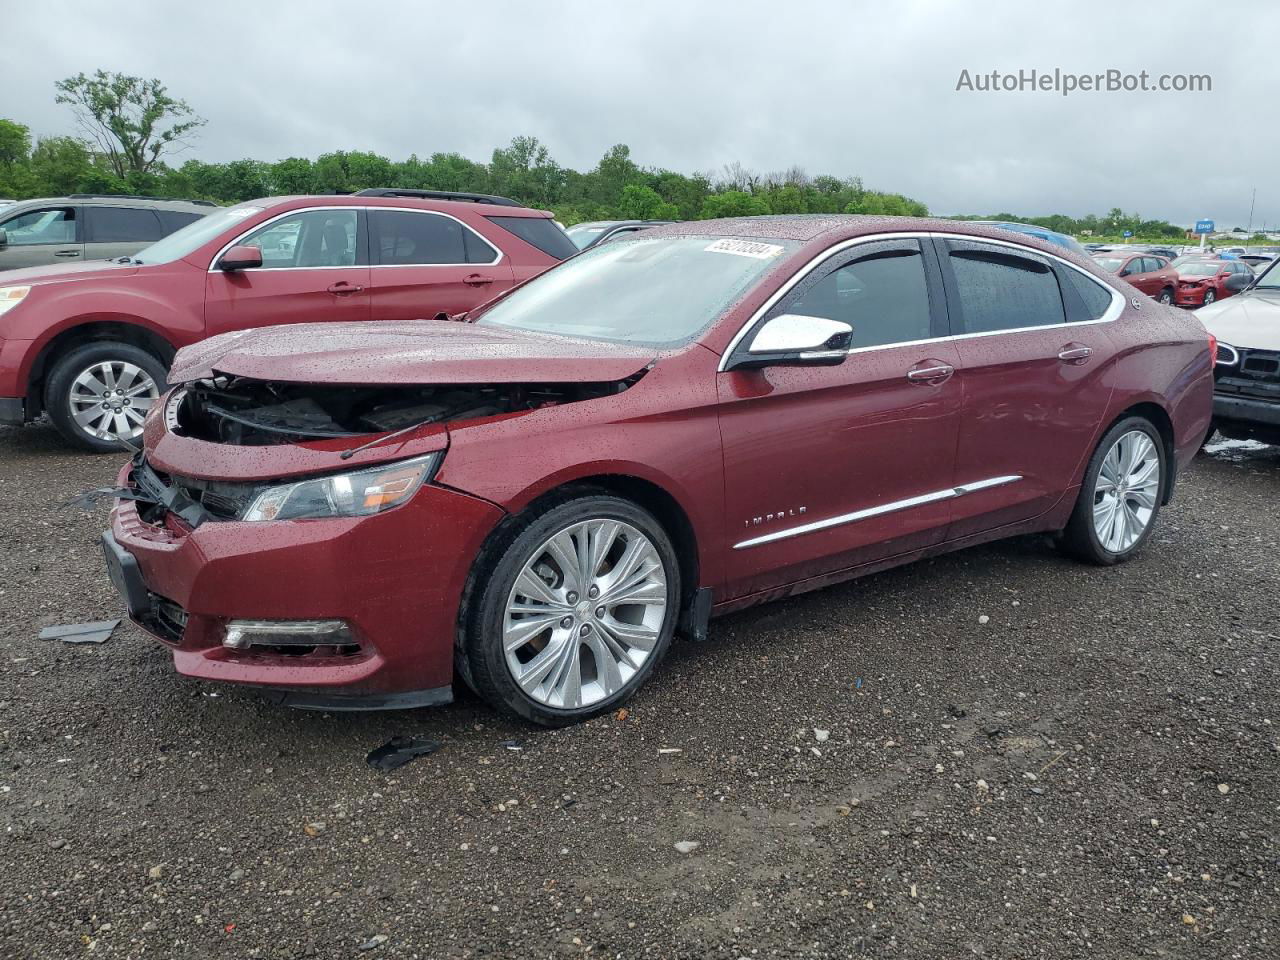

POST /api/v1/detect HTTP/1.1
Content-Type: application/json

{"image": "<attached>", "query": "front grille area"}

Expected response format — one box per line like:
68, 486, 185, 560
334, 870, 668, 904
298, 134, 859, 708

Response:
1216, 348, 1280, 402
130, 458, 263, 524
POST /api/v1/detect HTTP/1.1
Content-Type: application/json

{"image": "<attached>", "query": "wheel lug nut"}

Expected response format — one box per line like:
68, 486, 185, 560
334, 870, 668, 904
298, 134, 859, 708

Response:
579, 624, 592, 636
559, 616, 572, 629
595, 606, 605, 619
566, 592, 578, 604
587, 585, 599, 599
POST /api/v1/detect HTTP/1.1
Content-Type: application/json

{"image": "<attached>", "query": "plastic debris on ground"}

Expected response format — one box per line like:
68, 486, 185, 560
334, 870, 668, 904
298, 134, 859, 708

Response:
38, 619, 121, 644
365, 736, 443, 771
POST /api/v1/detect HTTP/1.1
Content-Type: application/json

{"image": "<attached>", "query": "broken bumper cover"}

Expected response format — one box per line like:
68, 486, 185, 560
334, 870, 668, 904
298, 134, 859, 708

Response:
106, 463, 505, 706
1214, 393, 1280, 428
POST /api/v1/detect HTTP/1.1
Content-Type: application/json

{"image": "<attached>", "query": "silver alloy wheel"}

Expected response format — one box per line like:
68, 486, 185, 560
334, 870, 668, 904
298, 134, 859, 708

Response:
1092, 430, 1160, 553
1159, 290, 1173, 304
503, 518, 668, 709
68, 360, 159, 443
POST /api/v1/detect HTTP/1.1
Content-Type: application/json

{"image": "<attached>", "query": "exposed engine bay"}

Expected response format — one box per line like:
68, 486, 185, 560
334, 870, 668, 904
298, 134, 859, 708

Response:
173, 372, 646, 446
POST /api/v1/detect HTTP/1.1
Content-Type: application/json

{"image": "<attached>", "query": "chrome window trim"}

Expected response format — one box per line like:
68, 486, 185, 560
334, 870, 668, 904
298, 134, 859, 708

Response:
206, 205, 502, 273
733, 475, 1022, 550
717, 231, 1126, 372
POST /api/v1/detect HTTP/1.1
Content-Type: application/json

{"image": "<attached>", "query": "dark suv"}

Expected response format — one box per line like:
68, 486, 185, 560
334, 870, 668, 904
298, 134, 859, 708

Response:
0, 189, 575, 450
0, 194, 214, 271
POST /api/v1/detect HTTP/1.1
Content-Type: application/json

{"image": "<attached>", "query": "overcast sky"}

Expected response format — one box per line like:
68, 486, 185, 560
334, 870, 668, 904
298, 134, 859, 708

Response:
4, 1, 1274, 229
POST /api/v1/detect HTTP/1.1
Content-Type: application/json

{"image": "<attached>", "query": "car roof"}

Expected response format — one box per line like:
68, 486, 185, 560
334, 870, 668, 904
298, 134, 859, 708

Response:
5, 195, 215, 214
255, 194, 555, 218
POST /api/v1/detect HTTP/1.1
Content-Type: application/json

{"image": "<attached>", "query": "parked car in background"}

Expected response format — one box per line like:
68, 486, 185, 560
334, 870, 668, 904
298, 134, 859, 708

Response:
1198, 260, 1280, 445
1173, 258, 1252, 307
0, 195, 214, 271
1092, 251, 1179, 304
566, 219, 676, 251
101, 217, 1213, 723
0, 189, 575, 451
1238, 253, 1274, 270
969, 221, 1090, 256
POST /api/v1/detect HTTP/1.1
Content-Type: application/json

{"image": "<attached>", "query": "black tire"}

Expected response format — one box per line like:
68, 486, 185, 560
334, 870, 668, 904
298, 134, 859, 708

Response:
1158, 287, 1174, 305
44, 341, 168, 453
460, 493, 681, 726
1202, 288, 1216, 307
1059, 416, 1166, 566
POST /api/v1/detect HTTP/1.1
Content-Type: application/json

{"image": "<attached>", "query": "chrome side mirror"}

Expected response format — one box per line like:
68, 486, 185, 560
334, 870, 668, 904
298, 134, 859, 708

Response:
727, 313, 853, 370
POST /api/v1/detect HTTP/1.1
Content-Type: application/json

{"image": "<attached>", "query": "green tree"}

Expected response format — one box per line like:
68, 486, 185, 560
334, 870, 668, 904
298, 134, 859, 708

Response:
55, 70, 205, 178
489, 136, 562, 207
29, 136, 95, 194
0, 119, 31, 167
699, 191, 771, 219
618, 184, 679, 220
270, 157, 318, 194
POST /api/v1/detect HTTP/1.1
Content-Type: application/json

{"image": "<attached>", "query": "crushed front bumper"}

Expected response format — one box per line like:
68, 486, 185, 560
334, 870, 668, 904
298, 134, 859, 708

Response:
105, 463, 504, 707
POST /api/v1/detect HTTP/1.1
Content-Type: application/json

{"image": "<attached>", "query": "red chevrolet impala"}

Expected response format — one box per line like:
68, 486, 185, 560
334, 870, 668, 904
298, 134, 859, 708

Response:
103, 218, 1214, 725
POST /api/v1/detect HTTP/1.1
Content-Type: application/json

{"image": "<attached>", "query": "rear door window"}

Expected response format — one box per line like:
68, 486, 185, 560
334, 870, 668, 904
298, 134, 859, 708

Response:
369, 210, 487, 265
945, 241, 1066, 333
156, 210, 206, 234
85, 207, 164, 243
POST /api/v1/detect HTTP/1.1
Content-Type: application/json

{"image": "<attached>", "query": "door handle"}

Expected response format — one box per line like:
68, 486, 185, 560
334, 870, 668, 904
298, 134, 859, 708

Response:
1058, 345, 1093, 364
327, 281, 364, 295
54, 249, 81, 258
463, 274, 495, 286
906, 362, 954, 384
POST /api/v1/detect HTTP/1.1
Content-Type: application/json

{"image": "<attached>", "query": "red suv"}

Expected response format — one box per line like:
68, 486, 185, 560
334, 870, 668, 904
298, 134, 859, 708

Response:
103, 218, 1213, 725
1091, 252, 1179, 304
0, 189, 574, 451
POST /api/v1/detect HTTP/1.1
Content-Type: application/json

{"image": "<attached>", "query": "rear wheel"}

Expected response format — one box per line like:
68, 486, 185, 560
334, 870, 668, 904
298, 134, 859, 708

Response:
461, 494, 680, 726
44, 342, 167, 452
1060, 416, 1165, 565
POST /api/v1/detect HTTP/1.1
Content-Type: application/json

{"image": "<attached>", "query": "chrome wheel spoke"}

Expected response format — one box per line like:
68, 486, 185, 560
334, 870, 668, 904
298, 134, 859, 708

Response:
1092, 430, 1161, 553
503, 517, 668, 709
69, 360, 158, 443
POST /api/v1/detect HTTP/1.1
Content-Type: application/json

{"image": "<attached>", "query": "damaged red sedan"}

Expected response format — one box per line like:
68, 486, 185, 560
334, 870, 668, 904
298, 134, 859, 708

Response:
103, 218, 1214, 725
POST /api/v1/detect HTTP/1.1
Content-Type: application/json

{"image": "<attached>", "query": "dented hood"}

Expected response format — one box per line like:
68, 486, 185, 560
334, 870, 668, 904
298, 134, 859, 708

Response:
168, 319, 657, 385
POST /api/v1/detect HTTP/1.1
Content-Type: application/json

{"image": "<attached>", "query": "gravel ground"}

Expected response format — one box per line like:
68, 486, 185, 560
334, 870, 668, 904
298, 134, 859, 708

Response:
1, 423, 1276, 960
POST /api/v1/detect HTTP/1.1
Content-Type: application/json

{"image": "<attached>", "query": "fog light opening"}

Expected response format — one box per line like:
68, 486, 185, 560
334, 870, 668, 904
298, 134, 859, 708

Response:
223, 619, 355, 651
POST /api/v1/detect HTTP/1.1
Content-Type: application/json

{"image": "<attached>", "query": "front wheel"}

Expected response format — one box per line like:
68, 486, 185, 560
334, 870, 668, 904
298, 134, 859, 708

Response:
461, 494, 680, 726
1059, 417, 1166, 565
1203, 288, 1217, 307
44, 341, 167, 452
1158, 287, 1174, 305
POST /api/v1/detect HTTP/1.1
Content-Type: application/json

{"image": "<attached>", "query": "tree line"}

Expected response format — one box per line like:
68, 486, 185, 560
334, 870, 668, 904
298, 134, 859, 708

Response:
0, 69, 1192, 238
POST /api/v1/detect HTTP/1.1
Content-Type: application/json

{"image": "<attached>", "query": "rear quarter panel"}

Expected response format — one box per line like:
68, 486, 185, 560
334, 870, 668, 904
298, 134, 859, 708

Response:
1097, 300, 1213, 473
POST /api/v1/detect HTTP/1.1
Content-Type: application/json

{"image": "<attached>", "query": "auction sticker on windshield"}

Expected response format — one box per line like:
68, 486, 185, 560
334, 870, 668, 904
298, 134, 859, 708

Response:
704, 238, 785, 259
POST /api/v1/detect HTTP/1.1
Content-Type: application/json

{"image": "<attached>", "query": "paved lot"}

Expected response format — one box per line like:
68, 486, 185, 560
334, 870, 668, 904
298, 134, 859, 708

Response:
0, 423, 1276, 959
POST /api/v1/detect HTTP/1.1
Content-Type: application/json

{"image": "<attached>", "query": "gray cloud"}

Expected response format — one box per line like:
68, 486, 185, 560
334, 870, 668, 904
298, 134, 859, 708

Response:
5, 0, 1273, 229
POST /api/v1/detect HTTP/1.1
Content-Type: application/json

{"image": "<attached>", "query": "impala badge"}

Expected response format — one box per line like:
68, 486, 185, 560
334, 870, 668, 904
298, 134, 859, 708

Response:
746, 506, 807, 528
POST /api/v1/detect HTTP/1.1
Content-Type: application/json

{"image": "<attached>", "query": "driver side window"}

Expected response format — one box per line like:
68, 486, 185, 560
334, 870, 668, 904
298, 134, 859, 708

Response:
2, 207, 77, 245
238, 210, 358, 268
783, 244, 934, 349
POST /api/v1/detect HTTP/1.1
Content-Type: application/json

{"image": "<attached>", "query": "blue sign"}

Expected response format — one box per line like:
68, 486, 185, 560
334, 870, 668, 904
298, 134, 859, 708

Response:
1195, 219, 1215, 234
1122, 230, 1133, 238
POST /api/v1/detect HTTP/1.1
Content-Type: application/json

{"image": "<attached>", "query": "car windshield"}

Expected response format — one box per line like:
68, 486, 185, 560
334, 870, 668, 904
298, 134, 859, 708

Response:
1253, 258, 1280, 289
132, 204, 264, 264
565, 222, 617, 250
1177, 263, 1220, 277
1093, 257, 1125, 273
475, 234, 799, 346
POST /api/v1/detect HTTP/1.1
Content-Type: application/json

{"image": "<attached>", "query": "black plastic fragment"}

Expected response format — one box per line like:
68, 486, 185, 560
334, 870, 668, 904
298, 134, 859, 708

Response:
365, 736, 442, 771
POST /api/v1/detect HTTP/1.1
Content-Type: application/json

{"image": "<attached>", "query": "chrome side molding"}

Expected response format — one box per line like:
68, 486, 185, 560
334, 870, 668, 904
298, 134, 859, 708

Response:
733, 475, 1022, 549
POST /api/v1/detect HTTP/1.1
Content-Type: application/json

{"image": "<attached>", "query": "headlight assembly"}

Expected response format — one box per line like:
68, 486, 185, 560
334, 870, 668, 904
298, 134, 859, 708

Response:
241, 453, 442, 521
0, 285, 30, 317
